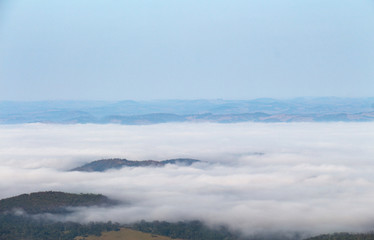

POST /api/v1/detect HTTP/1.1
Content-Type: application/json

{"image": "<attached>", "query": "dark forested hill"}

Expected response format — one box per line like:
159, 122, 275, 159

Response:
0, 191, 122, 239
71, 158, 201, 172
0, 191, 116, 214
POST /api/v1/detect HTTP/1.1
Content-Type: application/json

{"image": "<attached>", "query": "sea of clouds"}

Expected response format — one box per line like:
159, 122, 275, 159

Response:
0, 122, 374, 237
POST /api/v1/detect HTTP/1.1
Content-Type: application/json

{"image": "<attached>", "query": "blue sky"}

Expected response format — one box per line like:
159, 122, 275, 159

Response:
0, 0, 373, 100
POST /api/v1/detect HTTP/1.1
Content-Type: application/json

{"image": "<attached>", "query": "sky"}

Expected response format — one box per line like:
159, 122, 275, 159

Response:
0, 0, 373, 100
1, 122, 374, 237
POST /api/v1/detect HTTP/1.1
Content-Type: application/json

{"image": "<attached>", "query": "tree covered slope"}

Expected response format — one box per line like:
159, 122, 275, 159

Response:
71, 158, 201, 172
0, 191, 116, 214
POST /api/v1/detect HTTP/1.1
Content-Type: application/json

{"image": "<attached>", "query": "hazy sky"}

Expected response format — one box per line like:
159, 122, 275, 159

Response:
0, 0, 373, 100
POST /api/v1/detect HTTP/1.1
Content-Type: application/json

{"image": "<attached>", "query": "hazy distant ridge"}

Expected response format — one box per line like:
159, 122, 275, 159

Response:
71, 158, 201, 172
1, 98, 373, 124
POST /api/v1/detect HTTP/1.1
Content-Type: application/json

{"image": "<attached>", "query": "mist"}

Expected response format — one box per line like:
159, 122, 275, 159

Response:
1, 122, 374, 236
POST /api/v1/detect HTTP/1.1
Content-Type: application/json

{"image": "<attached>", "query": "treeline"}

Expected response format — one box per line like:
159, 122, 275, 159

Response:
0, 191, 116, 214
305, 232, 374, 240
130, 220, 244, 240
0, 214, 120, 240
2, 215, 374, 240
0, 216, 243, 240
130, 221, 374, 240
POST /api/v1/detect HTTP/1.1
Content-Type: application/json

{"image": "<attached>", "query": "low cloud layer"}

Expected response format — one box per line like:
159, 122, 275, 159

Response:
1, 122, 374, 236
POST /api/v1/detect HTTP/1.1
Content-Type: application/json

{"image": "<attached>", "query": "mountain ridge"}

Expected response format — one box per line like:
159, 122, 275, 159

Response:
71, 158, 202, 172
0, 191, 117, 215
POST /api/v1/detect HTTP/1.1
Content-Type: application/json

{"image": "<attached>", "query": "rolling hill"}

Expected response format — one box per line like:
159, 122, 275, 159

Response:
0, 191, 117, 214
71, 158, 201, 172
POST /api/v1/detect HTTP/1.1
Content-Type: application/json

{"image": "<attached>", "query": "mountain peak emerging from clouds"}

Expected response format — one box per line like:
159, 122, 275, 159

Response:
0, 191, 116, 215
71, 158, 202, 172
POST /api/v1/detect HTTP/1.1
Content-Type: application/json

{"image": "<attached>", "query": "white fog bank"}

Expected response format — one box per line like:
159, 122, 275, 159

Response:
0, 122, 374, 236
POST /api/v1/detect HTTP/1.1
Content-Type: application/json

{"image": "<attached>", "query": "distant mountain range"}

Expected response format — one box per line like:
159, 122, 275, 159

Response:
71, 158, 201, 172
1, 98, 373, 124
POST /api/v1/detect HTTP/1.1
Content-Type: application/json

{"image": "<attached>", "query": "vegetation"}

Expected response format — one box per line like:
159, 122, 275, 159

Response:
71, 158, 201, 172
304, 232, 374, 240
71, 159, 164, 172
0, 191, 117, 214
130, 220, 241, 240
0, 191, 121, 239
2, 214, 374, 240
0, 214, 120, 240
75, 227, 179, 240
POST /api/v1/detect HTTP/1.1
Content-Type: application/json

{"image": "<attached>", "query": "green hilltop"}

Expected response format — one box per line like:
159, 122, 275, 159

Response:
0, 191, 117, 214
